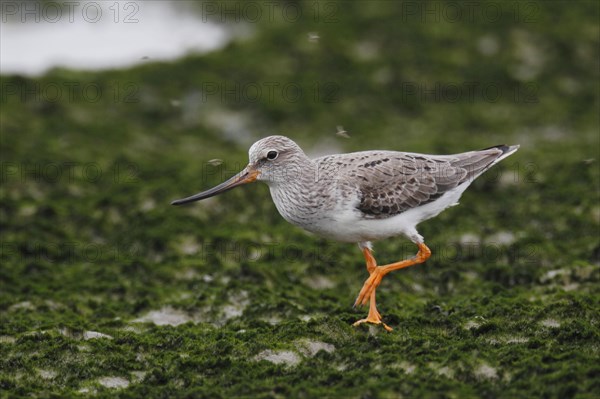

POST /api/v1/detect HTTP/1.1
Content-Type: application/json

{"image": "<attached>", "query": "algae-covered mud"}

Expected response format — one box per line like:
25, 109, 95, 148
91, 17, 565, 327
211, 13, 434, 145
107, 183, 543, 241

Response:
1, 1, 599, 398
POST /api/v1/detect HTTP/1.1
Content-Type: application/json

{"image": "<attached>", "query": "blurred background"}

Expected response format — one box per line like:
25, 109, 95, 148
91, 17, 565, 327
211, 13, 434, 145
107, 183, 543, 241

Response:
1, 0, 599, 397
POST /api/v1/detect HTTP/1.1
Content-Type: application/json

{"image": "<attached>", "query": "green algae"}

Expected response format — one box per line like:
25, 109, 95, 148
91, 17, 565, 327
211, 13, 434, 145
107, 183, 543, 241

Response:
1, 1, 599, 398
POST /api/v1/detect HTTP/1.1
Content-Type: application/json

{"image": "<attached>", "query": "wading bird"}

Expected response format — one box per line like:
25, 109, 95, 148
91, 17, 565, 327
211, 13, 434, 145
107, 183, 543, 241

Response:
172, 136, 518, 331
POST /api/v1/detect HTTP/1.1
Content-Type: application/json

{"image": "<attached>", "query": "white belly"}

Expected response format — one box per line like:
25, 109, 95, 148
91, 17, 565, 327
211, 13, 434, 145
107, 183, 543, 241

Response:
275, 180, 473, 244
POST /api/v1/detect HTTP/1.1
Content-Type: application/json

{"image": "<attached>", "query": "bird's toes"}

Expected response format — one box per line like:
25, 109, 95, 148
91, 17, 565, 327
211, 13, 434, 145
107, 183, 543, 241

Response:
354, 271, 383, 308
360, 289, 373, 306
353, 290, 368, 308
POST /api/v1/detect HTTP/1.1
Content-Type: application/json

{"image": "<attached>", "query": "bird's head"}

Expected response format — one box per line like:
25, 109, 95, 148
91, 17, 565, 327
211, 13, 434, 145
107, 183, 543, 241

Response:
171, 135, 308, 205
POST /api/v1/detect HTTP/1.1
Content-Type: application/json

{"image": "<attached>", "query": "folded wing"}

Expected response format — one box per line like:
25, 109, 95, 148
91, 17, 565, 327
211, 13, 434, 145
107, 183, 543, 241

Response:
341, 146, 509, 219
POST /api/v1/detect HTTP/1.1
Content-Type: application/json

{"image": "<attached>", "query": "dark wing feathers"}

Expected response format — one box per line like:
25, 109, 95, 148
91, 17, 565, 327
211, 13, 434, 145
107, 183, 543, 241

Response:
342, 148, 505, 219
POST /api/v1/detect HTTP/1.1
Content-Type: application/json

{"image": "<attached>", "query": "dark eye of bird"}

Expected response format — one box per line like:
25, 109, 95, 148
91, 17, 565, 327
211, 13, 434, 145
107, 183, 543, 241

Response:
266, 150, 278, 160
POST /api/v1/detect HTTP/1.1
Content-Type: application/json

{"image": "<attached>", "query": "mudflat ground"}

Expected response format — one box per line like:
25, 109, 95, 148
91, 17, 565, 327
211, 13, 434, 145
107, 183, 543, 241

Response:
1, 1, 599, 398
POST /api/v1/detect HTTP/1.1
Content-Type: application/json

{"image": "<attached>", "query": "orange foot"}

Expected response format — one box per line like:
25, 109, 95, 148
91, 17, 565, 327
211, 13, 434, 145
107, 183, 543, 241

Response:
352, 243, 432, 331
352, 291, 392, 331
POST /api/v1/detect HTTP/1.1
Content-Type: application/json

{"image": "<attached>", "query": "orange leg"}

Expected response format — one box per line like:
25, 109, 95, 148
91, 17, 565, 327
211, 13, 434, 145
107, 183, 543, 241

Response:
352, 247, 392, 331
353, 243, 431, 310
352, 290, 393, 332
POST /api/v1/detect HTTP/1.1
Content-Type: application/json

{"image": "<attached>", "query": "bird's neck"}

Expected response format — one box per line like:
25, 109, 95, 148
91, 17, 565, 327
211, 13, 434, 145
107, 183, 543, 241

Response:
266, 158, 325, 226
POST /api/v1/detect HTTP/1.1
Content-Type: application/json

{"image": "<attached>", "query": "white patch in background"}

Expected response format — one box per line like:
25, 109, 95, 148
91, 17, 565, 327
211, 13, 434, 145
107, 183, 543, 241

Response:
1, 1, 231, 75
254, 340, 335, 368
254, 350, 301, 367
475, 363, 498, 380
38, 369, 57, 380
97, 376, 130, 389
0, 336, 16, 344
541, 319, 561, 328
302, 275, 336, 290
295, 339, 335, 356
132, 306, 194, 326
131, 371, 147, 382
8, 301, 35, 311
395, 361, 417, 375
477, 35, 500, 56
484, 231, 516, 246
83, 331, 113, 340
220, 290, 250, 323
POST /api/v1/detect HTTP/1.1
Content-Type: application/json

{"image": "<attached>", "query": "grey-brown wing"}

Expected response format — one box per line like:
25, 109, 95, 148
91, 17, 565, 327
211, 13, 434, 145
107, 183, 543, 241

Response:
339, 147, 507, 219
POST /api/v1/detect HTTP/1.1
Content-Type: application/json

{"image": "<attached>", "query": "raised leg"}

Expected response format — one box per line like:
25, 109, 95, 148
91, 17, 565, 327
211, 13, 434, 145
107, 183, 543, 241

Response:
354, 242, 431, 308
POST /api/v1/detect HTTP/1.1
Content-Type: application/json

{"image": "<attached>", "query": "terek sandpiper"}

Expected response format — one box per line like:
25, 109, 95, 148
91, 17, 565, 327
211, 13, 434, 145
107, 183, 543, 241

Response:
172, 136, 519, 331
